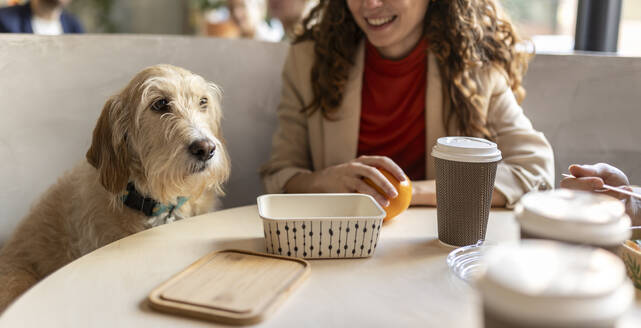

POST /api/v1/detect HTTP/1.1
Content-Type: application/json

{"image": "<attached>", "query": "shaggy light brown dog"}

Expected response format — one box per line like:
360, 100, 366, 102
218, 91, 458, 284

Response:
0, 64, 230, 312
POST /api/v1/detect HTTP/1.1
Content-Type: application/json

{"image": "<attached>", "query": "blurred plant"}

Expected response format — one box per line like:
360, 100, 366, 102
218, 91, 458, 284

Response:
193, 0, 227, 11
90, 0, 116, 33
68, 0, 116, 33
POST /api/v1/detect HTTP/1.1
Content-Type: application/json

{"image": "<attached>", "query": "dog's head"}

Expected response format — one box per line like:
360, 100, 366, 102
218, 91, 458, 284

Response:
86, 64, 230, 203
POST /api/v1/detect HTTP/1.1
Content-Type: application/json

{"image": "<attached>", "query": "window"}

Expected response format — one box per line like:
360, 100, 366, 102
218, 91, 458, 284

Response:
501, 0, 577, 53
503, 0, 640, 56
620, 0, 641, 56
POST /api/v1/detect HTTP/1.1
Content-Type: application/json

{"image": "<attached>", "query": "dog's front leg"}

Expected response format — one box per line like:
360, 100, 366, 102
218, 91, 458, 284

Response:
0, 259, 40, 313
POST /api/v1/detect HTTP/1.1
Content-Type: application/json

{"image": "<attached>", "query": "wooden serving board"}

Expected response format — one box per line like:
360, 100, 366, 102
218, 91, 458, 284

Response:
148, 249, 310, 325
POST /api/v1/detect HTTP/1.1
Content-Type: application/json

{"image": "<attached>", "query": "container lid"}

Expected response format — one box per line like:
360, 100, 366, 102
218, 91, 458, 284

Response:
431, 137, 502, 163
516, 189, 631, 246
477, 240, 634, 325
148, 249, 310, 325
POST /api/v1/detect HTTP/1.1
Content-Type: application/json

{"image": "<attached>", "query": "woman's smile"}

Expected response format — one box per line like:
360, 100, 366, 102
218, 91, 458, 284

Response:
348, 0, 429, 59
365, 15, 397, 28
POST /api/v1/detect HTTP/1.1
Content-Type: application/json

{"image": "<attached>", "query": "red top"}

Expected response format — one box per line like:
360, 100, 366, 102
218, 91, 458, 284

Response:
357, 38, 428, 181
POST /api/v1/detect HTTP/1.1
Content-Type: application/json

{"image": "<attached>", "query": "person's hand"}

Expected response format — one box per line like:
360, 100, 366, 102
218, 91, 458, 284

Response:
560, 163, 631, 200
285, 156, 407, 207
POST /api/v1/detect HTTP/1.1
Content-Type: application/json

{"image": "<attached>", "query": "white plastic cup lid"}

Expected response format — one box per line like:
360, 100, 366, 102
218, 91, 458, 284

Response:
477, 240, 634, 325
515, 189, 631, 246
431, 137, 502, 163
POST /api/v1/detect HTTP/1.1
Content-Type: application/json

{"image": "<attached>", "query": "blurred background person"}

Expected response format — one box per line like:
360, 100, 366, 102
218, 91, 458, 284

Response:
200, 0, 311, 42
227, 0, 282, 41
227, 0, 256, 38
266, 0, 309, 41
561, 163, 640, 225
202, 4, 240, 38
0, 0, 83, 34
199, 0, 281, 41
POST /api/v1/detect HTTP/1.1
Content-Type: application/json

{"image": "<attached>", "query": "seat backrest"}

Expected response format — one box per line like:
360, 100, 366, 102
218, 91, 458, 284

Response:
0, 35, 288, 243
521, 53, 641, 188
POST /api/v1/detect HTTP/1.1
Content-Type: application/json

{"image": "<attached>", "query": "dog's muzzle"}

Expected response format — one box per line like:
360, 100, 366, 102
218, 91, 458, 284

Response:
188, 139, 216, 162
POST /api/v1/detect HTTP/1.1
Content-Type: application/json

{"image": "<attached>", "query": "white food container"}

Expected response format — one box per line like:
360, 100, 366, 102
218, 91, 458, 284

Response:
257, 194, 386, 259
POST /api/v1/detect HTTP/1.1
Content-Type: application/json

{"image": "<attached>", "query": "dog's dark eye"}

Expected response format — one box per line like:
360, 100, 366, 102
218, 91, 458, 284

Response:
151, 99, 170, 112
200, 98, 208, 107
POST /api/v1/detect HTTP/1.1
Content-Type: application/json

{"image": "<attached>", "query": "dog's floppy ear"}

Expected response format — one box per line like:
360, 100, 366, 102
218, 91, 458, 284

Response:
207, 81, 224, 126
86, 96, 129, 194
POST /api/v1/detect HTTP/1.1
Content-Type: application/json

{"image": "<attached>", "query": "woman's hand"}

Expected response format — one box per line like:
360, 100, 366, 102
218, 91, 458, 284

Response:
284, 155, 407, 207
560, 163, 631, 200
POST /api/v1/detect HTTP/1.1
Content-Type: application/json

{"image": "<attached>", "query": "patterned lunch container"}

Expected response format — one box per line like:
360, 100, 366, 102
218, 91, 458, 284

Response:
256, 194, 386, 259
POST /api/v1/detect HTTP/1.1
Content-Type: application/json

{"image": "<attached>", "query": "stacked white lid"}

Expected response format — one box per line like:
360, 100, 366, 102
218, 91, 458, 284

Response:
477, 240, 634, 326
431, 137, 502, 163
516, 189, 631, 246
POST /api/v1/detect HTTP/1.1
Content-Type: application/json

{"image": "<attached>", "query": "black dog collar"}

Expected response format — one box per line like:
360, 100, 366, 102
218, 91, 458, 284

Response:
121, 182, 187, 217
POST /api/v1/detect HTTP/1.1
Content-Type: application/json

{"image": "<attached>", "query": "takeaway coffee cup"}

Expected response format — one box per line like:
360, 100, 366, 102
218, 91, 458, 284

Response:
431, 137, 502, 247
515, 189, 631, 253
477, 240, 634, 328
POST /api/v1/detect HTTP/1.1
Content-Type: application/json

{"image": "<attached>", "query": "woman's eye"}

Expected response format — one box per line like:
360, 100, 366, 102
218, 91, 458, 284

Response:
151, 99, 169, 112
200, 98, 208, 107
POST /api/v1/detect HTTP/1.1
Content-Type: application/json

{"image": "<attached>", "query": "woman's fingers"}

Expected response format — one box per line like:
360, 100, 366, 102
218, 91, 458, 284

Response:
350, 178, 390, 207
318, 157, 407, 205
350, 162, 398, 199
356, 155, 407, 182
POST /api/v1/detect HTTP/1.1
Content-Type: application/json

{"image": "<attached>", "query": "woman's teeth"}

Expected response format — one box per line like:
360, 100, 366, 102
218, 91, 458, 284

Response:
366, 16, 395, 27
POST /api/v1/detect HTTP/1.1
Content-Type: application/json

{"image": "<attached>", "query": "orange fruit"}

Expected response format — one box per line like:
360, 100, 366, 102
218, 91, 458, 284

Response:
364, 168, 412, 221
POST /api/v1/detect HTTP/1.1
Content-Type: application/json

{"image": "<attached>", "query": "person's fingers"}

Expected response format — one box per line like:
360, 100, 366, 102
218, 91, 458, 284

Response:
568, 164, 599, 178
559, 177, 574, 189
594, 163, 630, 186
560, 176, 604, 191
561, 173, 628, 200
569, 163, 629, 186
356, 155, 407, 182
350, 178, 389, 207
349, 162, 398, 199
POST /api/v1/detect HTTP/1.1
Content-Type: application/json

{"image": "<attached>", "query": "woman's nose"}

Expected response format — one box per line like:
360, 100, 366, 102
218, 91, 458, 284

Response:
362, 0, 384, 10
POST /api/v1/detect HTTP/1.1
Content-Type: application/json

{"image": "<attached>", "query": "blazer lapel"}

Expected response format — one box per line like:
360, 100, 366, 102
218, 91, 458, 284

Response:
322, 41, 365, 167
425, 51, 446, 179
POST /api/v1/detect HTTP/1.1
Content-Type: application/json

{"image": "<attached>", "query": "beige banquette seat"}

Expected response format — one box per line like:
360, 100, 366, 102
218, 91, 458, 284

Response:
1, 34, 640, 245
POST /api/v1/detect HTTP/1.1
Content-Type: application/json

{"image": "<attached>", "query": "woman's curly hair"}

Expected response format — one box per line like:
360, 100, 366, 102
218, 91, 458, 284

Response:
295, 0, 530, 138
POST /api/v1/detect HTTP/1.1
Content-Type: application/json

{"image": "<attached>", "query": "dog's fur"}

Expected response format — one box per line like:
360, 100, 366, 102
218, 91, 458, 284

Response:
0, 64, 230, 312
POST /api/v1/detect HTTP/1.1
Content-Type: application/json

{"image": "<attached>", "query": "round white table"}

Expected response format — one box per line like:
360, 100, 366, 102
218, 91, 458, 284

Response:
0, 205, 639, 327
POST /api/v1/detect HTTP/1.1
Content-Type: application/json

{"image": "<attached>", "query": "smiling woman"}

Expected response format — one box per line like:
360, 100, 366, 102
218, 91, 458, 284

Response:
260, 0, 555, 209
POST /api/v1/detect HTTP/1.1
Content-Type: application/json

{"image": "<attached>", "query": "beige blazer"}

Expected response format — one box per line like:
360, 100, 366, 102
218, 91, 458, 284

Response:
260, 41, 555, 207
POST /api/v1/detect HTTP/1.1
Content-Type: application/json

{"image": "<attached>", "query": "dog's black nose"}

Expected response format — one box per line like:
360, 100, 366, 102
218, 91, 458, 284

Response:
189, 139, 216, 161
